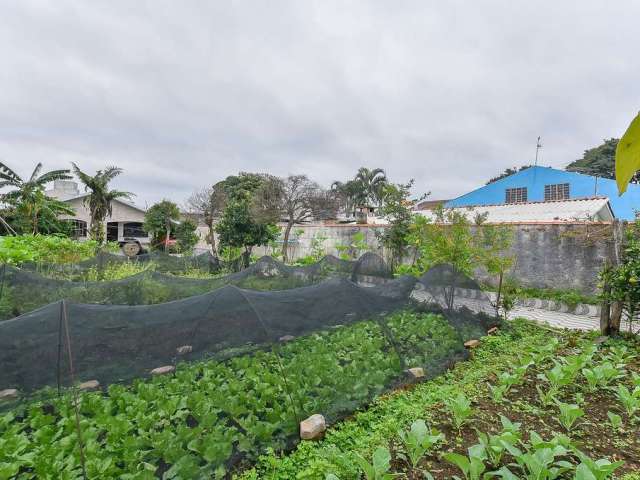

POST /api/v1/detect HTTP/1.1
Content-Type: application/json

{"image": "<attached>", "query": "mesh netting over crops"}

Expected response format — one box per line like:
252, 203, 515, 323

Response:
21, 250, 222, 278
0, 253, 393, 319
0, 263, 497, 477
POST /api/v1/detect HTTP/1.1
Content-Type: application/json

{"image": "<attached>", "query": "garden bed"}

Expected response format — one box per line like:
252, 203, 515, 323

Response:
240, 321, 640, 480
0, 309, 482, 479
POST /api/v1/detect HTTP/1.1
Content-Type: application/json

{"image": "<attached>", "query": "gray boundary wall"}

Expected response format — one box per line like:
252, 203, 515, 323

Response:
253, 222, 613, 293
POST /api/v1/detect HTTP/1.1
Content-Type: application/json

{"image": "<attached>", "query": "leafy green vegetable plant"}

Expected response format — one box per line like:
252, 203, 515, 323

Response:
443, 444, 487, 480
396, 419, 444, 469
354, 447, 395, 480
606, 411, 623, 432
448, 393, 473, 431
555, 401, 584, 432
573, 449, 624, 480
615, 385, 640, 418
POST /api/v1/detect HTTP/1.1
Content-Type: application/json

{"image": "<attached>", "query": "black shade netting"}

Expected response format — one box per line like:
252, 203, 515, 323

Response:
0, 264, 498, 478
0, 254, 394, 320
21, 250, 221, 278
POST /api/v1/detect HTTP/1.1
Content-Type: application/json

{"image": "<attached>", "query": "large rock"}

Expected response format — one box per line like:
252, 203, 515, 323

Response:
78, 380, 100, 391
150, 365, 175, 376
279, 335, 295, 342
0, 389, 18, 400
407, 367, 425, 379
300, 414, 326, 440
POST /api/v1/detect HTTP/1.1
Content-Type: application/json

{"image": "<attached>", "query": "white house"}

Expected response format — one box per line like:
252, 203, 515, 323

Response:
46, 180, 150, 244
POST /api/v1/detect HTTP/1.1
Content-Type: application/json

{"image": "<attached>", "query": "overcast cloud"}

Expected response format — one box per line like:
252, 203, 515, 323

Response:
1, 1, 639, 207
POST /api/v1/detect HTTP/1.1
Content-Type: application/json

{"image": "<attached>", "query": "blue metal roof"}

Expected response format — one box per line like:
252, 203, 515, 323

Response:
446, 166, 640, 220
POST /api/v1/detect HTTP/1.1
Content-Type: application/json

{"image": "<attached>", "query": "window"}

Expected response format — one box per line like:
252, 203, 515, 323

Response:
69, 219, 87, 239
123, 222, 147, 238
505, 187, 528, 204
544, 183, 570, 201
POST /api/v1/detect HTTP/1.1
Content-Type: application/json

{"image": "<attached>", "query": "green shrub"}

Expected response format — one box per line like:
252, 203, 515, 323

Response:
0, 234, 116, 265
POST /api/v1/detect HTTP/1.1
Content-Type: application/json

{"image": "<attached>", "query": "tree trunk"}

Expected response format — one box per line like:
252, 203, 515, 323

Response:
495, 271, 504, 319
164, 225, 171, 252
281, 221, 294, 263
600, 281, 611, 335
207, 222, 218, 257
242, 246, 252, 269
610, 301, 622, 335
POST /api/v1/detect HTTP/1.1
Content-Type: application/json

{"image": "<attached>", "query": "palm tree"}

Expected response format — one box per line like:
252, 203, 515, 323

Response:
354, 167, 387, 207
331, 179, 365, 217
0, 162, 73, 233
71, 163, 134, 244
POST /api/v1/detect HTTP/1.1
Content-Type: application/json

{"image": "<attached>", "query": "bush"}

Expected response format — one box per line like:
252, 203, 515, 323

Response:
0, 235, 115, 265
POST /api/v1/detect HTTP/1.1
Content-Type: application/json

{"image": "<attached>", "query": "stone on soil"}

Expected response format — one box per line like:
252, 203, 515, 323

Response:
150, 365, 175, 376
0, 389, 18, 400
300, 414, 326, 440
78, 380, 100, 391
407, 367, 425, 378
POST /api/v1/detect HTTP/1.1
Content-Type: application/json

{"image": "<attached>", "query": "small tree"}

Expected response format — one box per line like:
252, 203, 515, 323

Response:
216, 173, 279, 268
144, 200, 181, 251
175, 218, 199, 253
253, 175, 337, 262
185, 182, 226, 256
377, 180, 425, 269
600, 220, 640, 333
475, 223, 515, 317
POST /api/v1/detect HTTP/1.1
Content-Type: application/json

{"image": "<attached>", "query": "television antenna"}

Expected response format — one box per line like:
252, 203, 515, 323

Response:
534, 136, 543, 166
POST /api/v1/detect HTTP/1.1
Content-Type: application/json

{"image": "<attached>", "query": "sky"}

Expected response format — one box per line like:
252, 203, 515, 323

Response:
1, 1, 639, 208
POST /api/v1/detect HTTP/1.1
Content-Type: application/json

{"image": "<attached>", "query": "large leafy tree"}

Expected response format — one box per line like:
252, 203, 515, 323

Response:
144, 200, 181, 251
252, 175, 337, 262
565, 138, 640, 183
0, 162, 74, 234
216, 173, 279, 268
71, 163, 133, 244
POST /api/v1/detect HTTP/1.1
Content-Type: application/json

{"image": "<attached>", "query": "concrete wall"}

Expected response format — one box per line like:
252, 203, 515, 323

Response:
250, 222, 613, 293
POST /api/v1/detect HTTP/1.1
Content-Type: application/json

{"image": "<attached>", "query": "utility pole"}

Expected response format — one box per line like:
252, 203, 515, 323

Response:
534, 136, 542, 166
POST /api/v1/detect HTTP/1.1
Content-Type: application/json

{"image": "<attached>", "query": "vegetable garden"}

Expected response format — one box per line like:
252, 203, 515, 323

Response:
0, 248, 637, 479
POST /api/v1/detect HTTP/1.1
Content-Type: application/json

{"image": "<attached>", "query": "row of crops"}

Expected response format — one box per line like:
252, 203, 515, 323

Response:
0, 253, 391, 320
0, 310, 482, 479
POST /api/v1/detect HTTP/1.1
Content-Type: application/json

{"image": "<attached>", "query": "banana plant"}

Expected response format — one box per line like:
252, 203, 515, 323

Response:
397, 419, 444, 469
